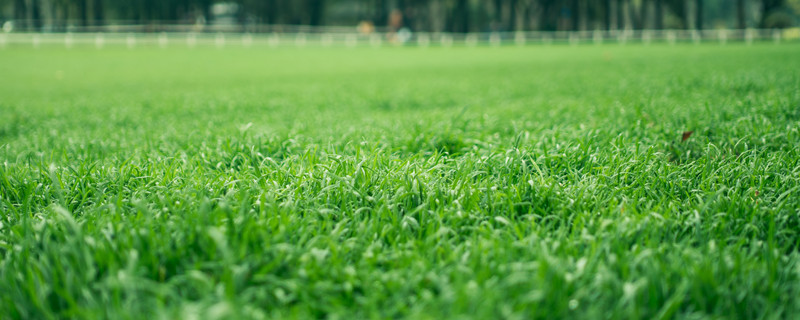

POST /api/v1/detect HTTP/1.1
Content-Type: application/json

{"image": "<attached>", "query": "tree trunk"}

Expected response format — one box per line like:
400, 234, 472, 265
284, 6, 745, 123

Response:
484, 0, 496, 31
736, 0, 746, 29
23, 0, 34, 29
654, 0, 663, 29
307, 0, 324, 26
93, 0, 103, 25
622, 0, 632, 31
79, 0, 88, 26
632, 0, 643, 29
578, 0, 588, 31
684, 0, 693, 29
265, 0, 277, 25
37, 0, 52, 31
695, 0, 703, 30
428, 0, 446, 32
452, 0, 470, 32
640, 0, 649, 29
527, 0, 540, 30
544, 0, 557, 31
514, 0, 527, 31
500, 0, 513, 31
607, 0, 618, 31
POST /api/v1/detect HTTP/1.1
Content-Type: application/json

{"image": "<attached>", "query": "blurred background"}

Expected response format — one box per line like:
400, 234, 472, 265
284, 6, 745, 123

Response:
0, 0, 798, 34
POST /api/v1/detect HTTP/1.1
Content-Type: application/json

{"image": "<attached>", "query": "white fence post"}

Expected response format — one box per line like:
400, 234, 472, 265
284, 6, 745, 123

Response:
773, 30, 781, 44
268, 33, 280, 47
158, 32, 168, 48
321, 34, 333, 47
593, 30, 602, 45
345, 33, 357, 47
745, 29, 753, 46
569, 32, 578, 46
215, 33, 225, 48
242, 33, 253, 47
691, 30, 701, 45
417, 33, 430, 47
95, 33, 104, 49
667, 31, 676, 46
64, 32, 73, 48
440, 34, 453, 47
295, 33, 307, 47
515, 32, 526, 46
187, 33, 197, 48
465, 34, 478, 47
489, 33, 501, 46
617, 30, 628, 45
126, 33, 136, 49
370, 34, 382, 47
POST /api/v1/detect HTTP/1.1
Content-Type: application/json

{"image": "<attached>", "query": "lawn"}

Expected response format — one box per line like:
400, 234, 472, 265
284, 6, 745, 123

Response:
1, 43, 799, 319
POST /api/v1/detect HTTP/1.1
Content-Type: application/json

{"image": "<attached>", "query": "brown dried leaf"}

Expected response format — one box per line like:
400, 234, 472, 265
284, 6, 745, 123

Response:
681, 131, 694, 142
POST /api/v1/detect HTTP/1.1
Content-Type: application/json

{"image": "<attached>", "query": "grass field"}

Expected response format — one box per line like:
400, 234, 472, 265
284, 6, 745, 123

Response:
1, 44, 799, 319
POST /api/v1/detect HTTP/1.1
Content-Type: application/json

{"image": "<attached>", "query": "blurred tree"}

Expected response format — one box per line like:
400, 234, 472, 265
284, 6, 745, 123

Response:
608, 0, 618, 30
760, 0, 789, 27
790, 0, 800, 12
0, 0, 796, 32
737, 0, 746, 28
654, 0, 664, 28
696, 0, 703, 29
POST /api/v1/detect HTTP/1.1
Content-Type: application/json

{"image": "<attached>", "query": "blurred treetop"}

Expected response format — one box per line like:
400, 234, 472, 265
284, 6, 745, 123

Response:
0, 0, 798, 32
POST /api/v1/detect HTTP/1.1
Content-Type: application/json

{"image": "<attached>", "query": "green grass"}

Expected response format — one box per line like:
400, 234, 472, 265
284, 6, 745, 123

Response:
1, 43, 799, 319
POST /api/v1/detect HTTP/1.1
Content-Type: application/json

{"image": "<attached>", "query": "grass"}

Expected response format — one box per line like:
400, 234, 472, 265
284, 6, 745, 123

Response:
0, 43, 799, 319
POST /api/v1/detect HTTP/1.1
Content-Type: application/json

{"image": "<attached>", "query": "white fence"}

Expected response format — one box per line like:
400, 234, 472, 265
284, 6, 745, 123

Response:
0, 29, 797, 49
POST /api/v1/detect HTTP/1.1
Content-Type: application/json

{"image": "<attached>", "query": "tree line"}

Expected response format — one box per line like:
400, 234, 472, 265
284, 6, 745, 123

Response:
1, 0, 797, 32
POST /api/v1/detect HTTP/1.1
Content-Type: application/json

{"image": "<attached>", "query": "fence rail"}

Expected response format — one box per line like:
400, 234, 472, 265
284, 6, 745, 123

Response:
1, 28, 798, 49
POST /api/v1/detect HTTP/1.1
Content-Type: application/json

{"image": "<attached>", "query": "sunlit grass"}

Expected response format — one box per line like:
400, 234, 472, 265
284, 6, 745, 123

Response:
1, 44, 799, 319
